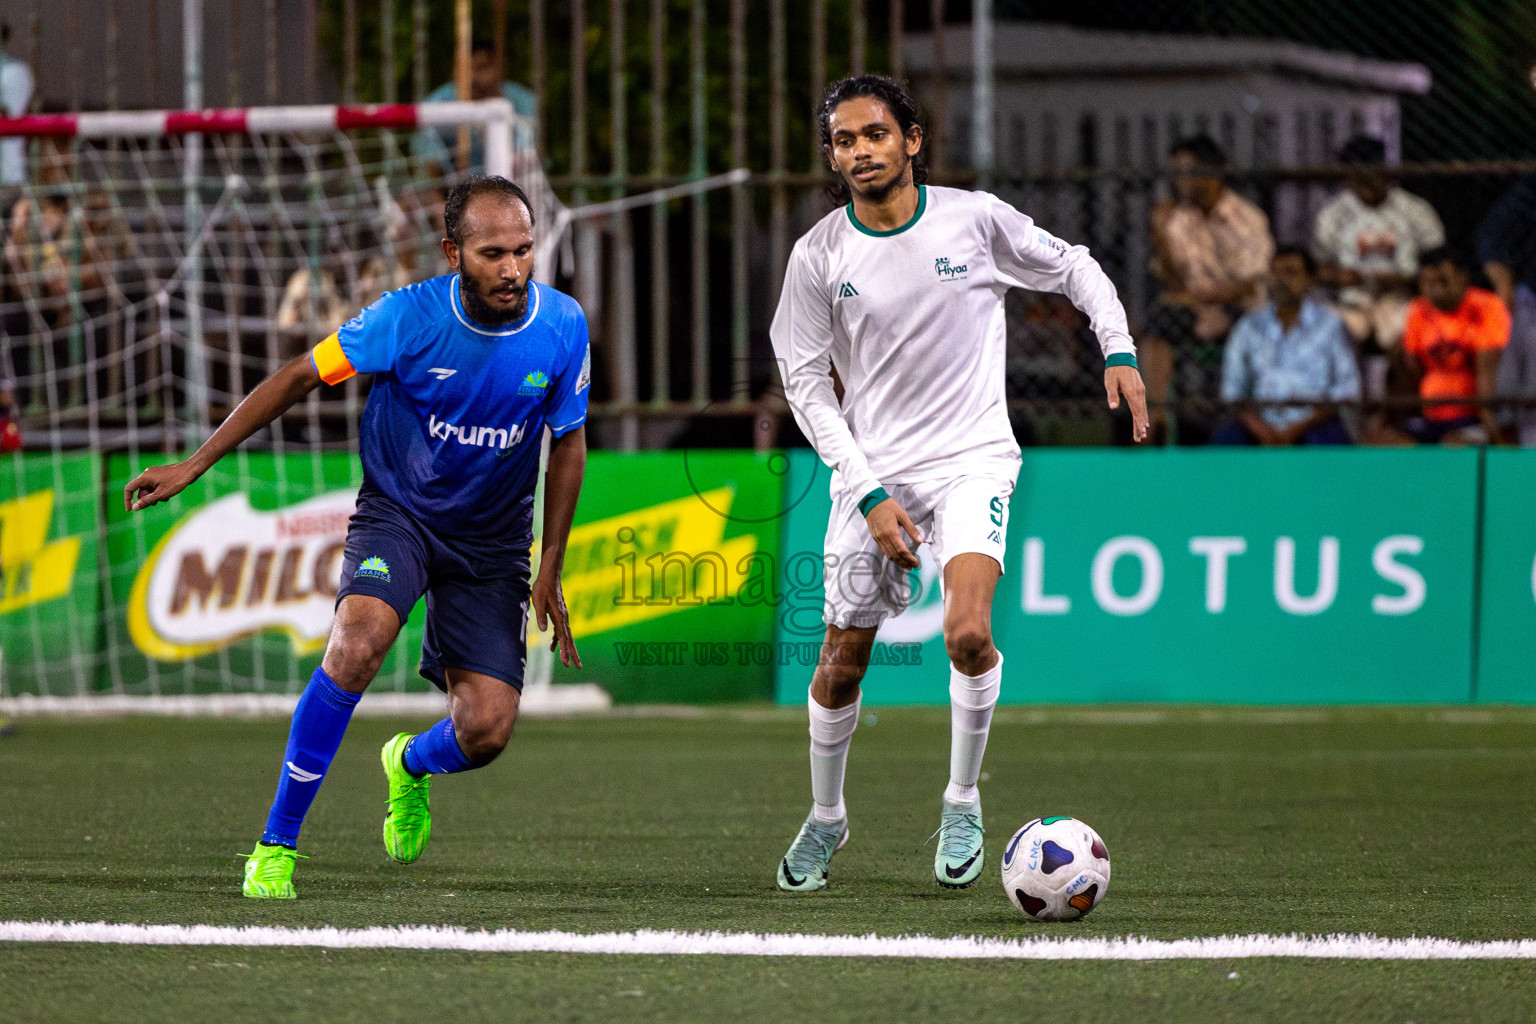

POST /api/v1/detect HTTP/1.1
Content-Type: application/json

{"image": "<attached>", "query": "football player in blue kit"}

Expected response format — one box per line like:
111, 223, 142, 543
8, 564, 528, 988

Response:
124, 176, 591, 899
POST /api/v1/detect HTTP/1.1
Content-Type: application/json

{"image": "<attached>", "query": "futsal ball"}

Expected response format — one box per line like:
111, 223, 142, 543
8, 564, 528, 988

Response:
1000, 816, 1111, 921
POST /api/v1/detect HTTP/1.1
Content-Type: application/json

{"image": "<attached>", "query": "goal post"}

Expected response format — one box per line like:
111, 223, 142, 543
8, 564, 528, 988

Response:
0, 98, 595, 707
0, 97, 744, 711
0, 98, 522, 172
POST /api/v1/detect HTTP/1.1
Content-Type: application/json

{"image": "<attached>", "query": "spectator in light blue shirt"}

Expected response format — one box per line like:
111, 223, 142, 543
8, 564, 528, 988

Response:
414, 38, 537, 174
1214, 247, 1360, 445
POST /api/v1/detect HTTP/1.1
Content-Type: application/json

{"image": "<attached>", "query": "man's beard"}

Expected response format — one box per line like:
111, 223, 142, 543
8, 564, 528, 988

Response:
847, 155, 910, 203
461, 275, 528, 327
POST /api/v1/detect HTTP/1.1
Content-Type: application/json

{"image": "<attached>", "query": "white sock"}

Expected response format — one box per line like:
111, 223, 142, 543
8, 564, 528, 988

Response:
946, 652, 1002, 807
808, 688, 860, 823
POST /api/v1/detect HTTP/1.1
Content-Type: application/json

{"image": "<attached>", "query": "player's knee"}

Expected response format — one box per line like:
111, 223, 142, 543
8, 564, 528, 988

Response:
449, 685, 518, 764
323, 633, 392, 691
814, 660, 866, 706
323, 601, 400, 691
944, 623, 994, 675
455, 713, 514, 765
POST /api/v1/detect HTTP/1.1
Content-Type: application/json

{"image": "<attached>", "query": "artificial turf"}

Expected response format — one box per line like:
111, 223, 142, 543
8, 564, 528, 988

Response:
2, 705, 1535, 1022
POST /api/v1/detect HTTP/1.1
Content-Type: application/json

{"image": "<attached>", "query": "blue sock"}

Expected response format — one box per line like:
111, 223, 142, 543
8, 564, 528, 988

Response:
260, 667, 361, 847
402, 717, 476, 776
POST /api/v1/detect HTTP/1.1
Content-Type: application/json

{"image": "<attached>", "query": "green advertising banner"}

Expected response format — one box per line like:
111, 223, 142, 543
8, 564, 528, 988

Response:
102, 451, 437, 693
1475, 450, 1536, 703
97, 449, 781, 701
776, 448, 1481, 705
549, 450, 783, 703
4, 445, 1518, 704
0, 453, 102, 695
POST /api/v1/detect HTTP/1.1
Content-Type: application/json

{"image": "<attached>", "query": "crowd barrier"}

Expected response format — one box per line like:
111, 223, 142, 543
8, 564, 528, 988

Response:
1, 447, 1531, 704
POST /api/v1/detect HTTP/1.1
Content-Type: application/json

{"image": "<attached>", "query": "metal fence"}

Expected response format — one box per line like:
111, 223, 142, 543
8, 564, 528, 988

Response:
5, 1, 1536, 449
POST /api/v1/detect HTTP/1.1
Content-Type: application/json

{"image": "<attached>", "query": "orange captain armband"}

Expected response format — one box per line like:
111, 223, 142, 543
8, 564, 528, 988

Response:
311, 333, 358, 385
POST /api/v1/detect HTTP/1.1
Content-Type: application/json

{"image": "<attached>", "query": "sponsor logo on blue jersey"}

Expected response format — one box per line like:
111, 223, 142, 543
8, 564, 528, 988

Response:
355, 556, 391, 581
426, 413, 528, 451
517, 370, 551, 396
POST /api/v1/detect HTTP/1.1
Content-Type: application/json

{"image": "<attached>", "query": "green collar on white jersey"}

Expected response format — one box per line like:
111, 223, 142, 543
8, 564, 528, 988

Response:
846, 184, 927, 238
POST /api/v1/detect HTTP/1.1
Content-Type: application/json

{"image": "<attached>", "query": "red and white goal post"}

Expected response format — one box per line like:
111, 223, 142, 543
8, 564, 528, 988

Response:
0, 99, 606, 713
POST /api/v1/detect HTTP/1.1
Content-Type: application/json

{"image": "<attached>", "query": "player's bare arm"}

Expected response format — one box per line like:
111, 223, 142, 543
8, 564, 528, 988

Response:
1105, 364, 1150, 442
532, 424, 586, 668
123, 352, 324, 512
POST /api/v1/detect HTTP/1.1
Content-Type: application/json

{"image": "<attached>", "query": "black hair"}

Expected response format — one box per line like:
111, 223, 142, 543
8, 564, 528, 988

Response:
471, 37, 496, 57
1338, 135, 1387, 166
817, 75, 927, 205
1418, 245, 1471, 274
0, 23, 9, 45
1273, 244, 1316, 276
1169, 134, 1227, 170
443, 175, 534, 247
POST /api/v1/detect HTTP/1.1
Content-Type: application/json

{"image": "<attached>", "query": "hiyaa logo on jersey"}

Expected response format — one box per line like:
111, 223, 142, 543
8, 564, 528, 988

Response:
934, 256, 968, 281
127, 489, 359, 660
0, 488, 81, 616
427, 414, 528, 451
518, 371, 551, 396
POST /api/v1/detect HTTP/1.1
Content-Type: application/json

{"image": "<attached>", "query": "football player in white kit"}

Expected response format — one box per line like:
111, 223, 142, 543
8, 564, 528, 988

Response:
770, 75, 1148, 892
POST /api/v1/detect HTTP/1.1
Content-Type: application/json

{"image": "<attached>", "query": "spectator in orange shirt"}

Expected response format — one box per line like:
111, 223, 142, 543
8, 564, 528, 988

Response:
1401, 247, 1510, 445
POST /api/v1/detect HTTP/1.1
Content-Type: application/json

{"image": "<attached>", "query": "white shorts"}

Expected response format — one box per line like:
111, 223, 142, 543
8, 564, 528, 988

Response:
821, 469, 1016, 630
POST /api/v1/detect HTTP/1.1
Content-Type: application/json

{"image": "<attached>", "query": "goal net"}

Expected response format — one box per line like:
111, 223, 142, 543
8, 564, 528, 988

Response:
0, 99, 576, 703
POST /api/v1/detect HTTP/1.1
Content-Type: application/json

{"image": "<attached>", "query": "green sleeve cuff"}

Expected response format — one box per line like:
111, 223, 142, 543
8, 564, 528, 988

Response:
1106, 353, 1139, 370
857, 487, 890, 517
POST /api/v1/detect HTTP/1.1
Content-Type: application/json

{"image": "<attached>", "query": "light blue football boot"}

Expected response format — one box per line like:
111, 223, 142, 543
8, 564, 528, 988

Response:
776, 812, 849, 892
933, 799, 985, 889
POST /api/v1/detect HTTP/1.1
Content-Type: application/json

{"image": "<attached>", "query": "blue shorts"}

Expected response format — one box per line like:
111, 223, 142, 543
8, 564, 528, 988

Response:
338, 488, 532, 691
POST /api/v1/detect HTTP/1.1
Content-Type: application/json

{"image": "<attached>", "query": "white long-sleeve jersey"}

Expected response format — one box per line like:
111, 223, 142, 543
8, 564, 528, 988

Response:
770, 185, 1135, 502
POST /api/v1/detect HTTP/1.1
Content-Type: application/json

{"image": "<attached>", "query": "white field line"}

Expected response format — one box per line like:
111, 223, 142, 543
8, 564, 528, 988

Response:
2, 922, 1535, 961
0, 686, 610, 719
6, 698, 1536, 727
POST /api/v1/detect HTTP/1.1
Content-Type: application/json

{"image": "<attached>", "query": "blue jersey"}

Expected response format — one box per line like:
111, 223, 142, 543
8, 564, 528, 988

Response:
310, 275, 589, 542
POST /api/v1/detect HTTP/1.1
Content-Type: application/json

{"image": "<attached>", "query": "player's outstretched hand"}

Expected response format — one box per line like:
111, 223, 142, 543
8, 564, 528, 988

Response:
124, 461, 199, 512
865, 498, 923, 570
532, 570, 583, 670
1105, 365, 1149, 443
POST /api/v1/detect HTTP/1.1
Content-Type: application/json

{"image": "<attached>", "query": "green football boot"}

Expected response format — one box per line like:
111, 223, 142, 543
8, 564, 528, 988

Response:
776, 812, 849, 892
933, 799, 985, 889
242, 842, 304, 899
381, 732, 432, 864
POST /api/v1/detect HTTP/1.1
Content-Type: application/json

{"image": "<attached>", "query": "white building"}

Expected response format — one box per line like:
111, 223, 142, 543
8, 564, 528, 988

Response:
904, 22, 1430, 173
902, 21, 1431, 316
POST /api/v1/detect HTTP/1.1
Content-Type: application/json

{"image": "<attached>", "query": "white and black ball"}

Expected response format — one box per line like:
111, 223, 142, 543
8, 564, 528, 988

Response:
1000, 816, 1111, 922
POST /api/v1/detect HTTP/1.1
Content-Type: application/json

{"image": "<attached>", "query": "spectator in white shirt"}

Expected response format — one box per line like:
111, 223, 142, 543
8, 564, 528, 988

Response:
1311, 135, 1444, 400
0, 23, 33, 186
